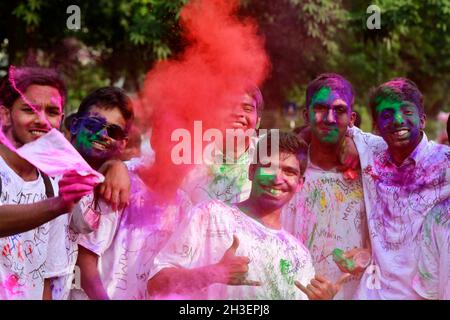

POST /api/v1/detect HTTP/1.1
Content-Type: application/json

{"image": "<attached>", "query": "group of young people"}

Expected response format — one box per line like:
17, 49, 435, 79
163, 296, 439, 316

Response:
0, 66, 448, 300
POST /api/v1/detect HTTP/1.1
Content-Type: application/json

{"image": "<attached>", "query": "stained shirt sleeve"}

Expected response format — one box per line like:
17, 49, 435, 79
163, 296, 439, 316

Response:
148, 203, 211, 280
413, 210, 442, 300
76, 198, 120, 256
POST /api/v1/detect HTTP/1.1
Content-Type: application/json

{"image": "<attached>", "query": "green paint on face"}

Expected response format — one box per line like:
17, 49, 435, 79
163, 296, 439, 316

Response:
311, 87, 332, 106
253, 167, 276, 196
75, 129, 95, 150
309, 87, 341, 144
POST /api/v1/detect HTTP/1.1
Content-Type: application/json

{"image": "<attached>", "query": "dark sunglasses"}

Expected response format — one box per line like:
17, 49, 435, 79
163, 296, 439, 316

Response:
79, 116, 127, 140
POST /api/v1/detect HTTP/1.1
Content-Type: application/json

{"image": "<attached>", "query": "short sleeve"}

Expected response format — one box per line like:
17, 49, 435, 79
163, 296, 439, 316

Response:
77, 199, 120, 256
45, 214, 72, 278
148, 204, 210, 281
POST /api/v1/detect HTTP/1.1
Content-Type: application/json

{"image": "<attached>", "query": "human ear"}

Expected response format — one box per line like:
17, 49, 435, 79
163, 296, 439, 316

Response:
0, 105, 12, 128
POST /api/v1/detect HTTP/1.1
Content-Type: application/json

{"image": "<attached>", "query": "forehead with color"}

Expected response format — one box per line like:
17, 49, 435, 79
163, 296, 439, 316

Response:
15, 84, 63, 111
374, 94, 419, 115
310, 86, 350, 109
258, 151, 301, 170
86, 105, 128, 128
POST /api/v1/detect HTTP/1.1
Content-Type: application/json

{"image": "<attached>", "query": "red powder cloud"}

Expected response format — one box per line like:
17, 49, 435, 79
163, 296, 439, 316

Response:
136, 0, 270, 200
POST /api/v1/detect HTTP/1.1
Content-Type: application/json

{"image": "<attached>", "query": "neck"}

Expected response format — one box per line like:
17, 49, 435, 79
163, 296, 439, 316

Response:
389, 133, 423, 166
237, 199, 281, 230
0, 144, 38, 181
309, 137, 341, 170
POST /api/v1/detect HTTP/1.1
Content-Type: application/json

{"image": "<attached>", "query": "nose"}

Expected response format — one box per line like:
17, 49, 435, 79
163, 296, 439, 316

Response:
326, 108, 337, 124
393, 111, 405, 125
273, 169, 285, 184
33, 111, 51, 129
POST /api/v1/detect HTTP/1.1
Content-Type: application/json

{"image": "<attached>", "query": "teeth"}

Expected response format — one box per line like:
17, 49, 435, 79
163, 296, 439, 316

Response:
30, 130, 46, 136
394, 130, 408, 137
92, 141, 107, 150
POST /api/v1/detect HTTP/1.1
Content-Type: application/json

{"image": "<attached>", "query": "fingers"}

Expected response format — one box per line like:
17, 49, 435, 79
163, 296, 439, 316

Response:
110, 188, 120, 211
240, 279, 261, 286
118, 189, 129, 211
59, 173, 99, 187
102, 185, 112, 203
226, 235, 240, 255
60, 183, 95, 194
294, 281, 320, 300
336, 273, 352, 287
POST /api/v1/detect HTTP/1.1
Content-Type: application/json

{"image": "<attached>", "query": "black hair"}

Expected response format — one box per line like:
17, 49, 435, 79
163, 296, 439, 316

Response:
255, 130, 308, 176
0, 66, 67, 109
246, 85, 264, 116
368, 77, 424, 121
306, 73, 354, 110
75, 86, 134, 132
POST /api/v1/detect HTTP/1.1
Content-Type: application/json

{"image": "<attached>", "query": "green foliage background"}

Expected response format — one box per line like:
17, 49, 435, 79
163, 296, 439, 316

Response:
0, 0, 449, 138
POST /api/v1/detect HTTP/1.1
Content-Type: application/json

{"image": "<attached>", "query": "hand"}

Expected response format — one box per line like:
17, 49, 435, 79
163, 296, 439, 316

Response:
295, 273, 351, 300
58, 171, 99, 210
335, 248, 371, 276
97, 160, 130, 211
337, 135, 360, 177
215, 235, 261, 286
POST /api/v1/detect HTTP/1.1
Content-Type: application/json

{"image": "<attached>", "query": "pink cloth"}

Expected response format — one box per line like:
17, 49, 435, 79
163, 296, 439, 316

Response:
16, 129, 104, 182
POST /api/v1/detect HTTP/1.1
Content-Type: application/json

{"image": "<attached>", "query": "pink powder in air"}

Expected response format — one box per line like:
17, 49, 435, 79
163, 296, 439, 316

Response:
136, 0, 270, 201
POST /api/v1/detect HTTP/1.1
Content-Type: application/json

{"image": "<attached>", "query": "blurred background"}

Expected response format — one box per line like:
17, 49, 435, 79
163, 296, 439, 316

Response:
0, 0, 449, 142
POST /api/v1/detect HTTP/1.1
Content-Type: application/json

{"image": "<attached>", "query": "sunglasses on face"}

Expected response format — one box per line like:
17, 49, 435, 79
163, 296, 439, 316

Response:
79, 116, 127, 140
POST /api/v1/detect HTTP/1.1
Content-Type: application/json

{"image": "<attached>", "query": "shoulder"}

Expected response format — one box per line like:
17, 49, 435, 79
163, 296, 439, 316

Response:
190, 199, 236, 222
425, 141, 450, 163
351, 126, 386, 153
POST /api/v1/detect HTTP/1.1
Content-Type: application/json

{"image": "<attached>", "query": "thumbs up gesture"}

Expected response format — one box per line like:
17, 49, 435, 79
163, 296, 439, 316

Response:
215, 235, 261, 286
295, 273, 351, 300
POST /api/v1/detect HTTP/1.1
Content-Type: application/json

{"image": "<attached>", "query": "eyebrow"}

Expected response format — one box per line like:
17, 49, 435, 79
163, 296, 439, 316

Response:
283, 166, 300, 174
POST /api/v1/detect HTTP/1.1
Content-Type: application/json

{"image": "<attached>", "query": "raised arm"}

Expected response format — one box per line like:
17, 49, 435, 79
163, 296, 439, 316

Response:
0, 171, 97, 237
148, 235, 260, 298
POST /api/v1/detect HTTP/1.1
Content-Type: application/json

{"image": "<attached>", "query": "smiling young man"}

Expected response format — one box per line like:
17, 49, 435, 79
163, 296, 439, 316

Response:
148, 132, 347, 300
0, 67, 96, 299
65, 87, 192, 300
51, 86, 133, 299
347, 78, 450, 299
181, 86, 263, 205
281, 74, 369, 300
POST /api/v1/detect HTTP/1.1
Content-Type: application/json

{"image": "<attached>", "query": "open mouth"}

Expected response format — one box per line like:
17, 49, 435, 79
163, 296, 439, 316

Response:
260, 185, 286, 197
230, 119, 248, 129
392, 129, 410, 138
29, 129, 48, 137
91, 140, 110, 151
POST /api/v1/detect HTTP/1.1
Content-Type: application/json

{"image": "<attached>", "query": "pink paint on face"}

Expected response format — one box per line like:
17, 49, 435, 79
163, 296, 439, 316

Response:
8, 66, 54, 130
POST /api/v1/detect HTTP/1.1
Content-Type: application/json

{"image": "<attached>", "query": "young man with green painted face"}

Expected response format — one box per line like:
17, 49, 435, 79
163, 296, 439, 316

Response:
68, 87, 193, 300
281, 73, 369, 300
149, 132, 348, 300
348, 78, 450, 299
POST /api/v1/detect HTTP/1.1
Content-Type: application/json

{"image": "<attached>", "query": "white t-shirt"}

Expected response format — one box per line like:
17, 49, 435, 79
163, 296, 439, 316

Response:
282, 158, 368, 300
181, 140, 258, 206
413, 198, 450, 300
0, 156, 69, 300
351, 127, 450, 299
73, 172, 191, 300
150, 200, 315, 300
